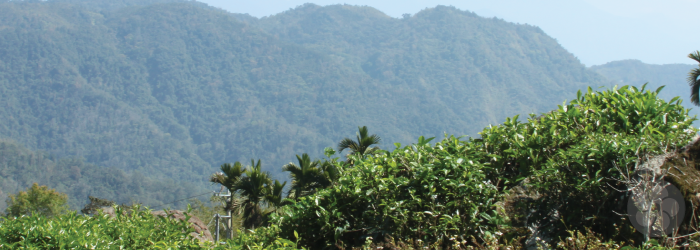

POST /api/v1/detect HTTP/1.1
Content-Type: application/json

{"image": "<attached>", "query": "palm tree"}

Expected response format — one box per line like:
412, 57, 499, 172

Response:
210, 160, 281, 230
283, 153, 326, 199
688, 51, 700, 105
234, 159, 273, 229
209, 162, 246, 237
210, 162, 246, 194
337, 126, 381, 159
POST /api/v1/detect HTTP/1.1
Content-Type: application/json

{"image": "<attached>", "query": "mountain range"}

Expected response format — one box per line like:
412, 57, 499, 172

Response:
0, 0, 695, 210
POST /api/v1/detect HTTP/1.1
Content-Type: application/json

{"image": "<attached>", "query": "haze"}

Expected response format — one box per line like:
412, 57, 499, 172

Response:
200, 0, 700, 67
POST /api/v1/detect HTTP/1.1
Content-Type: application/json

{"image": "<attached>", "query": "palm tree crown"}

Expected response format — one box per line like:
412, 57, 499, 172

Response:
283, 153, 327, 199
210, 162, 245, 192
337, 126, 381, 157
688, 50, 700, 106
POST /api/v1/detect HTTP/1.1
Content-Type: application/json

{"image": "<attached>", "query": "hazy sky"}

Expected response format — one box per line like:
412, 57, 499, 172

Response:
198, 0, 700, 67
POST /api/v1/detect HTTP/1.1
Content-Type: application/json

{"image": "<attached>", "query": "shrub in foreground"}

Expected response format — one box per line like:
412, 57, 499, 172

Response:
0, 206, 207, 249
269, 85, 698, 248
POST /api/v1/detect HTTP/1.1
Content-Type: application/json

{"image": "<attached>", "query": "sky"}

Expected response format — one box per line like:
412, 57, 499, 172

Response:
198, 0, 700, 67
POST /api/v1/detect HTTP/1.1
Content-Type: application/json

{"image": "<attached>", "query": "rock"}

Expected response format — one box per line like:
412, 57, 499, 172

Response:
152, 210, 213, 242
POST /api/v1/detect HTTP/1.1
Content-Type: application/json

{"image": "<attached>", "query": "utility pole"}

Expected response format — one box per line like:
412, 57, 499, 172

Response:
214, 213, 231, 243
214, 187, 233, 240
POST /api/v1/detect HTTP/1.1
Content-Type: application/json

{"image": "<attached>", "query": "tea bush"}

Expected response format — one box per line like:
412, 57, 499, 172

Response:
0, 206, 207, 249
476, 85, 697, 243
269, 85, 698, 248
274, 135, 503, 248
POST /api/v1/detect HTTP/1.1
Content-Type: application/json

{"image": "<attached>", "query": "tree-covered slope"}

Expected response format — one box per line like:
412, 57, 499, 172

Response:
0, 1, 609, 194
591, 59, 698, 125
0, 139, 200, 212
248, 4, 607, 132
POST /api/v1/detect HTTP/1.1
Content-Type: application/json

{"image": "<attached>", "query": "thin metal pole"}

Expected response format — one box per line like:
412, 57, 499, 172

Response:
228, 195, 233, 239
214, 187, 233, 241
215, 213, 220, 242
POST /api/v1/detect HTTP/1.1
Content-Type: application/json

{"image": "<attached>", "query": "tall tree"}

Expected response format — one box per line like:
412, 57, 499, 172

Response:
337, 126, 382, 159
234, 160, 275, 229
5, 183, 68, 218
209, 162, 247, 236
689, 50, 700, 106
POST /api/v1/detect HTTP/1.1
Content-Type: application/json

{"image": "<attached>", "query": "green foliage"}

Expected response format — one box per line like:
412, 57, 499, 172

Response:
555, 228, 626, 249
221, 226, 303, 250
0, 139, 203, 212
274, 135, 503, 248
473, 84, 696, 244
4, 183, 68, 218
262, 85, 698, 248
687, 51, 700, 106
0, 205, 208, 249
283, 153, 336, 199
211, 160, 285, 230
591, 59, 699, 126
337, 126, 382, 159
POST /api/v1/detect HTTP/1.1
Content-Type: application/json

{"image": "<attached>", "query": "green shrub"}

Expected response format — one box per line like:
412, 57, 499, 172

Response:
4, 183, 69, 218
220, 225, 302, 249
0, 205, 208, 249
272, 134, 504, 248
269, 85, 698, 248
476, 85, 696, 243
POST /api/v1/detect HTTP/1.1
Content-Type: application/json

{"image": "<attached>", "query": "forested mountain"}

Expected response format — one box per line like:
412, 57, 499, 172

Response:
246, 4, 606, 135
0, 0, 610, 209
591, 60, 698, 124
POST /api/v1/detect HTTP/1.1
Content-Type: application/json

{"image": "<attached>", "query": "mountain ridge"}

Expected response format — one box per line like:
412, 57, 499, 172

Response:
0, 0, 614, 208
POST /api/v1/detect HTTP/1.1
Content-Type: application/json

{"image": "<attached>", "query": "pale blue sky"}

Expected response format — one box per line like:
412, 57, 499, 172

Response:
198, 0, 700, 67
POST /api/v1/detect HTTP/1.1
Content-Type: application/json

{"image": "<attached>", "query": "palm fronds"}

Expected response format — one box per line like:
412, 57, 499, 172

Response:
688, 51, 700, 105
337, 126, 381, 157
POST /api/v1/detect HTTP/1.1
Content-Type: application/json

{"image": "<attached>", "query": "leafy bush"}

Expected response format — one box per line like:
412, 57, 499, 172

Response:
272, 134, 504, 248
476, 85, 696, 243
0, 206, 207, 249
4, 183, 68, 218
221, 225, 302, 249
268, 85, 697, 248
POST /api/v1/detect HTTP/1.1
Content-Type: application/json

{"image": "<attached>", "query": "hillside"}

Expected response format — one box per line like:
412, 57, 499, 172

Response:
0, 0, 609, 208
247, 4, 607, 134
591, 59, 698, 124
0, 139, 199, 211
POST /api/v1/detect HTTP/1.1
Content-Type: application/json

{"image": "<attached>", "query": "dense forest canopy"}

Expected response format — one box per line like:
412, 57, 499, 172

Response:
0, 139, 201, 211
